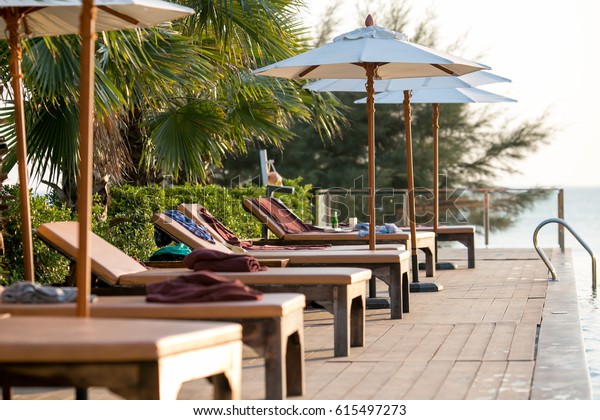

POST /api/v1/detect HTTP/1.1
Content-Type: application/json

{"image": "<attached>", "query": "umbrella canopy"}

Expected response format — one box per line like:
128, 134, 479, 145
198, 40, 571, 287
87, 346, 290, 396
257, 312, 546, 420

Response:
254, 23, 489, 79
304, 70, 510, 92
252, 15, 489, 255
357, 86, 516, 239
0, 0, 193, 313
0, 0, 193, 35
366, 85, 517, 104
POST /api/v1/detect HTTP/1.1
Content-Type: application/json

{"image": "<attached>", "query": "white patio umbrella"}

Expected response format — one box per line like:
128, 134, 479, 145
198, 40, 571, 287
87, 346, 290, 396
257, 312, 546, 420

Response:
304, 70, 510, 92
76, 0, 194, 316
0, 0, 194, 314
359, 87, 516, 239
252, 15, 489, 257
0, 0, 194, 285
305, 70, 510, 267
306, 71, 510, 287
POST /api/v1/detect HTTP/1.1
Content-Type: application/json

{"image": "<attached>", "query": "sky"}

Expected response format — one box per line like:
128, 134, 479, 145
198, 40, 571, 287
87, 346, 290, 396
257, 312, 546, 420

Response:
299, 0, 600, 188
6, 0, 598, 191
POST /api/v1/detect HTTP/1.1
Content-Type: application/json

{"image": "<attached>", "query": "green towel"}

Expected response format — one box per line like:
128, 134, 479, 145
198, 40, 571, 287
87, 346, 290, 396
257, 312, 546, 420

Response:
149, 243, 192, 261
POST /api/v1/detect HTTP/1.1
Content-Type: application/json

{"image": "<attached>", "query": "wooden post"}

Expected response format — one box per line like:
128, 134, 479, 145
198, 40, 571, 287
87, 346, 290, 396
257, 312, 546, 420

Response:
365, 64, 376, 251
403, 90, 419, 282
5, 12, 35, 282
432, 103, 440, 235
75, 0, 98, 317
483, 190, 490, 246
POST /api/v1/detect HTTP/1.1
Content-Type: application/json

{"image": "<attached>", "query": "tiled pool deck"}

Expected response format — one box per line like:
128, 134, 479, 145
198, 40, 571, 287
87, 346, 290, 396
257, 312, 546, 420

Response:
7, 247, 592, 400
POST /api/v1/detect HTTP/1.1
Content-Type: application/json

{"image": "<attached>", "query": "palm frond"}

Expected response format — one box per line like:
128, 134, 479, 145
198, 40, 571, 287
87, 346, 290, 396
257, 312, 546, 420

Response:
181, 0, 307, 66
147, 99, 230, 181
25, 100, 80, 187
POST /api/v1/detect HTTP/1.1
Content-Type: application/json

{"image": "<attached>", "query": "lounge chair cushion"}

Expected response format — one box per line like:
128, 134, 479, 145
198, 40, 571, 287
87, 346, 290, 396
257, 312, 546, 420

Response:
163, 210, 215, 243
152, 212, 234, 253
36, 221, 148, 285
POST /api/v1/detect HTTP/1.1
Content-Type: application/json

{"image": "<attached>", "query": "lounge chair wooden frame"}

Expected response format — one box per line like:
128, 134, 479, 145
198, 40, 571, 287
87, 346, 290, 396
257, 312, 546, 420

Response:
156, 205, 411, 319
416, 226, 476, 268
35, 221, 370, 358
241, 197, 437, 277
0, 315, 242, 399
0, 294, 305, 400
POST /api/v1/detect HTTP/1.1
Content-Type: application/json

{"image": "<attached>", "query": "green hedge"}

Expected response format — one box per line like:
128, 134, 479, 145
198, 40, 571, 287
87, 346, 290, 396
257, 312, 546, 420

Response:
0, 178, 313, 285
0, 185, 74, 285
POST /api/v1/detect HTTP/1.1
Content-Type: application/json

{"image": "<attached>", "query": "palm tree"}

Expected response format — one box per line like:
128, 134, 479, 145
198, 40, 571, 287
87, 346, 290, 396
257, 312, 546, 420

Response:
0, 0, 345, 204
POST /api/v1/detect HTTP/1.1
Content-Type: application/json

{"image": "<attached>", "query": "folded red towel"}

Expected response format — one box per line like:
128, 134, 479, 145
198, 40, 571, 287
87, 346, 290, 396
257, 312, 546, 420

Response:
183, 249, 268, 272
145, 271, 263, 303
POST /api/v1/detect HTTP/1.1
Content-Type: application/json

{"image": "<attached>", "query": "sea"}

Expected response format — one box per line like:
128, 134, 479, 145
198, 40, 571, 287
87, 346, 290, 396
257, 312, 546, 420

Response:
472, 186, 600, 399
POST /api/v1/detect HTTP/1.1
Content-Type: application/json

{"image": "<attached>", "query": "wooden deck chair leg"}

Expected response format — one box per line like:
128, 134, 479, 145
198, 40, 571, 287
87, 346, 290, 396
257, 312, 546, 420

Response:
333, 283, 365, 357
75, 387, 88, 400
369, 276, 377, 298
333, 286, 351, 357
286, 330, 304, 397
263, 324, 305, 399
350, 294, 365, 349
389, 265, 403, 319
210, 373, 235, 400
402, 267, 410, 314
263, 318, 287, 399
466, 236, 476, 268
423, 246, 435, 277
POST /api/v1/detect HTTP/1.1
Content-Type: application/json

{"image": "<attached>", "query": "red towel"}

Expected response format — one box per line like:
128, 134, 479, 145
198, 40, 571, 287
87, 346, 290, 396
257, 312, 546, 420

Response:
195, 206, 248, 247
183, 249, 268, 272
255, 197, 322, 234
145, 271, 263, 303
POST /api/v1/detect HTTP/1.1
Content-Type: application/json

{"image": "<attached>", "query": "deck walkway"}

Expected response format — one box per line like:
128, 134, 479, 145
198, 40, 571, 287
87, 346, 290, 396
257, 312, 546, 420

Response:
7, 248, 592, 400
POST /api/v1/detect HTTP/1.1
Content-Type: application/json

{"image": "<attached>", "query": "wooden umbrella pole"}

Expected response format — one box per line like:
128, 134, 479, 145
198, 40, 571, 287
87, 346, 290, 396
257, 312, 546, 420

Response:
432, 103, 440, 235
5, 13, 35, 282
365, 64, 376, 250
76, 0, 98, 317
403, 90, 419, 282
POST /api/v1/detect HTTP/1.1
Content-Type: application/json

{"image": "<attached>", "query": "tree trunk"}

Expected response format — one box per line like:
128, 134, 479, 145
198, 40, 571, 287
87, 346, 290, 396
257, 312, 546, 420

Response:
123, 108, 163, 185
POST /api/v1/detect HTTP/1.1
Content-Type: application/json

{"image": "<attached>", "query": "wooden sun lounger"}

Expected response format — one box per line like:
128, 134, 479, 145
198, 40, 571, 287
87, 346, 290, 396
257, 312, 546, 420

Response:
241, 197, 437, 277
416, 225, 476, 268
119, 266, 367, 358
155, 207, 411, 319
0, 315, 242, 399
35, 221, 371, 358
0, 293, 305, 400
177, 203, 407, 252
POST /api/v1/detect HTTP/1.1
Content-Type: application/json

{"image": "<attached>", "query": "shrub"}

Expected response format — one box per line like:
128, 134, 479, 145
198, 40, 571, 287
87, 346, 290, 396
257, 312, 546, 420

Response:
99, 184, 166, 261
0, 185, 74, 285
103, 179, 313, 253
0, 180, 313, 285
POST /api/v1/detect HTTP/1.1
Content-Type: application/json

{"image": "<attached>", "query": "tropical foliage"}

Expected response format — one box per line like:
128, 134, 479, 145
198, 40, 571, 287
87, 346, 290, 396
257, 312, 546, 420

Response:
0, 179, 312, 284
0, 0, 345, 205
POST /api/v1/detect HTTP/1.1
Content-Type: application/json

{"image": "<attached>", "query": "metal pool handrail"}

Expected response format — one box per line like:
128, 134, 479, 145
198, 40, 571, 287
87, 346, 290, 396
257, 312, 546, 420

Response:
533, 218, 597, 290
